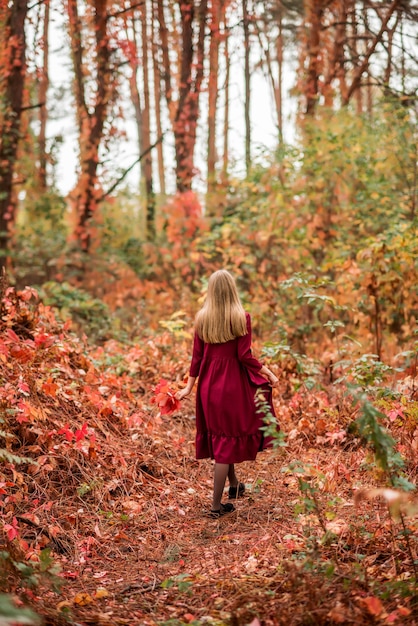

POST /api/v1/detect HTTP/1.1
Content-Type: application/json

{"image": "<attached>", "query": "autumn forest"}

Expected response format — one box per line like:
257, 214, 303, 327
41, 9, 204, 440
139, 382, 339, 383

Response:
0, 0, 418, 624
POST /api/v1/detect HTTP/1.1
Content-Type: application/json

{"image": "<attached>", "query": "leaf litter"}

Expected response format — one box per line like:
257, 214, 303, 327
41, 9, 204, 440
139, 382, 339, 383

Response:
0, 286, 417, 625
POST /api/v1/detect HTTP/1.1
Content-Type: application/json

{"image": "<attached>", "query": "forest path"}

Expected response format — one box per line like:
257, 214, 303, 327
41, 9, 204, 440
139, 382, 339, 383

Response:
45, 407, 400, 626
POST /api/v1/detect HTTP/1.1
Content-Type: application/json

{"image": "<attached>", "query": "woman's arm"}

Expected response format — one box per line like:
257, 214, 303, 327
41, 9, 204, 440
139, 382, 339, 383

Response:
176, 331, 203, 401
189, 332, 204, 377
237, 314, 279, 386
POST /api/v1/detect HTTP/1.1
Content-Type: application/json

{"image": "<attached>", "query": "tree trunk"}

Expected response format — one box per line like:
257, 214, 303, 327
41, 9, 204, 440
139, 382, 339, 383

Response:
255, 6, 283, 144
140, 1, 155, 240
156, 0, 174, 120
323, 0, 348, 108
67, 0, 111, 252
151, 0, 166, 197
350, 2, 363, 114
38, 0, 50, 192
207, 0, 223, 194
174, 0, 208, 192
0, 0, 29, 269
276, 3, 283, 144
242, 0, 251, 174
222, 11, 230, 183
304, 0, 323, 116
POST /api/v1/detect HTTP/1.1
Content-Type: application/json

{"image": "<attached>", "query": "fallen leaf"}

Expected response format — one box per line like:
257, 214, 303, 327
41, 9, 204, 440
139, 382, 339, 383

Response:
363, 596, 384, 617
73, 592, 94, 606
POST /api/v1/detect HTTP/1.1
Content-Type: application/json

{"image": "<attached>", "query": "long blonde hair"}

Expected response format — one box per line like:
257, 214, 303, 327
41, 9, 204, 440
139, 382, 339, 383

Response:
195, 270, 247, 344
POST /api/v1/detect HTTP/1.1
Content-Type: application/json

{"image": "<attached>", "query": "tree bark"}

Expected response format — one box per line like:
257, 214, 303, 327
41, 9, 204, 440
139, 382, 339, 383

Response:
0, 0, 29, 269
207, 0, 223, 194
151, 0, 166, 197
255, 5, 283, 143
173, 0, 208, 192
38, 0, 50, 192
323, 0, 348, 107
67, 0, 111, 252
222, 9, 230, 182
276, 3, 283, 144
350, 2, 363, 114
140, 1, 155, 240
304, 0, 324, 116
243, 0, 251, 173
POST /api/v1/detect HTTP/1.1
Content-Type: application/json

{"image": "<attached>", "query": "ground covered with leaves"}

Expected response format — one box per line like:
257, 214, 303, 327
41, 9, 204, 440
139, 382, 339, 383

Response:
1, 285, 417, 626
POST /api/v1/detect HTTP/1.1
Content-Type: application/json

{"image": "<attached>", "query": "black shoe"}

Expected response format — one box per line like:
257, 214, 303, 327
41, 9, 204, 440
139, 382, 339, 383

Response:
228, 482, 245, 499
208, 502, 236, 518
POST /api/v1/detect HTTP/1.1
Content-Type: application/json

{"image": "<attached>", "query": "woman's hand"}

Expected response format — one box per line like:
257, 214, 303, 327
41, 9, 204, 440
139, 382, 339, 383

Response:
175, 376, 196, 401
259, 365, 279, 388
175, 388, 192, 401
268, 374, 279, 388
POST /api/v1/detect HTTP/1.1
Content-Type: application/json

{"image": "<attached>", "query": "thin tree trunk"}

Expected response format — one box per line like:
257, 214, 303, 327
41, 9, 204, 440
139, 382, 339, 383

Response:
0, 0, 29, 269
304, 0, 323, 116
276, 3, 283, 144
125, 14, 145, 218
151, 0, 166, 197
222, 10, 230, 182
350, 2, 362, 114
243, 0, 251, 174
323, 0, 348, 107
383, 14, 399, 96
140, 1, 155, 240
156, 0, 174, 120
400, 15, 406, 94
207, 0, 223, 195
38, 0, 50, 192
255, 9, 283, 144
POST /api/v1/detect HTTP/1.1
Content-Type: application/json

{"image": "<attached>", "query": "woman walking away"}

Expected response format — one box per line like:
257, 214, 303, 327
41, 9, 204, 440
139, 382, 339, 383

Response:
176, 269, 279, 518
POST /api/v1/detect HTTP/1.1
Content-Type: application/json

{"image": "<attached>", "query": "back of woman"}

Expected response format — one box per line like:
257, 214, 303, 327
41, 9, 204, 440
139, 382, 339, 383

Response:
176, 269, 279, 518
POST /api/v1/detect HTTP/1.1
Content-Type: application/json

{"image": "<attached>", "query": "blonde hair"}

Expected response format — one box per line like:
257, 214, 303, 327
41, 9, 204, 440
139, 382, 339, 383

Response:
195, 270, 247, 344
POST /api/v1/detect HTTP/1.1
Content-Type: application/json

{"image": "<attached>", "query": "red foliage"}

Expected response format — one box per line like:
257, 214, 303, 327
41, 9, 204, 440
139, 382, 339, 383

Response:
151, 379, 181, 415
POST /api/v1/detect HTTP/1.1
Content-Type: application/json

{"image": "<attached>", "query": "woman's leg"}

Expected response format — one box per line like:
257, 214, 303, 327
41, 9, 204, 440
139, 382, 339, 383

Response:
228, 463, 238, 487
212, 463, 230, 511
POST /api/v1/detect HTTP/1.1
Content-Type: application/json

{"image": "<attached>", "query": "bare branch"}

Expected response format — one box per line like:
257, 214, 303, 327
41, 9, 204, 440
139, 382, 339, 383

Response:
99, 133, 166, 201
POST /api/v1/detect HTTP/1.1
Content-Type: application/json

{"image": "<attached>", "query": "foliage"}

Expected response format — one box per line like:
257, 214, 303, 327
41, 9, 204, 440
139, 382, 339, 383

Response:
0, 594, 40, 625
37, 280, 114, 343
151, 380, 181, 416
0, 549, 62, 594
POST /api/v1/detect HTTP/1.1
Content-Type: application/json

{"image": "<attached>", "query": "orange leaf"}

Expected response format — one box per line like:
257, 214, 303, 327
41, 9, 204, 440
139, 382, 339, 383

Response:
73, 592, 94, 606
42, 378, 58, 397
363, 596, 384, 617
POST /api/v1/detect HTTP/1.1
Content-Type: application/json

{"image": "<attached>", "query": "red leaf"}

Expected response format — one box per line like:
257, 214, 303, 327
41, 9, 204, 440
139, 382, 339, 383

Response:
35, 333, 55, 348
75, 423, 88, 442
6, 329, 20, 343
58, 425, 74, 442
0, 340, 9, 356
18, 380, 30, 395
4, 517, 19, 541
10, 345, 34, 363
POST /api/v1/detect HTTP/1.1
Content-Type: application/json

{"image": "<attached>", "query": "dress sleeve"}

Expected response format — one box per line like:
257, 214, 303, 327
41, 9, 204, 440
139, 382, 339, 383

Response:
189, 331, 204, 377
237, 313, 263, 377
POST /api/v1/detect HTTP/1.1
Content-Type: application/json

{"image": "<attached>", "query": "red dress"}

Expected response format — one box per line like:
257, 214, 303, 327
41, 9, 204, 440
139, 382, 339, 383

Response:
189, 313, 276, 464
